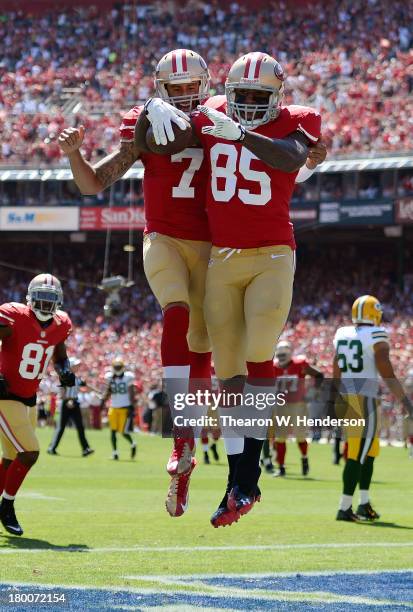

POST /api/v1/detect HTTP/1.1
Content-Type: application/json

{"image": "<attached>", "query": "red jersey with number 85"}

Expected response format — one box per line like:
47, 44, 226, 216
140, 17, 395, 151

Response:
273, 357, 309, 403
191, 96, 321, 248
0, 303, 72, 399
120, 105, 211, 241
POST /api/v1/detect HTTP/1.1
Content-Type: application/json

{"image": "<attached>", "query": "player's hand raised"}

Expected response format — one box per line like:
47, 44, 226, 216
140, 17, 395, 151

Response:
198, 106, 245, 141
144, 98, 189, 146
58, 125, 85, 155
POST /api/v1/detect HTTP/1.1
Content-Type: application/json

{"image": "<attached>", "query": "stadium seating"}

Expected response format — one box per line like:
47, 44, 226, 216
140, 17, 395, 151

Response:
0, 0, 412, 166
0, 242, 411, 393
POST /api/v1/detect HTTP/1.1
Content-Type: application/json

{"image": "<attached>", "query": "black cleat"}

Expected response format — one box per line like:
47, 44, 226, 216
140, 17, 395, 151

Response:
273, 465, 286, 478
0, 500, 23, 536
262, 458, 275, 474
301, 457, 309, 476
356, 502, 380, 521
210, 443, 219, 462
203, 451, 210, 465
82, 448, 94, 457
336, 507, 360, 522
131, 444, 137, 460
112, 451, 119, 460
210, 504, 239, 528
47, 448, 58, 455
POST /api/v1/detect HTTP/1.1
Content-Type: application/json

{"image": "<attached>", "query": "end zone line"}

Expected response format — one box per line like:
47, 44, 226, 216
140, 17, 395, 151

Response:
0, 542, 412, 553
124, 568, 413, 580
121, 574, 413, 607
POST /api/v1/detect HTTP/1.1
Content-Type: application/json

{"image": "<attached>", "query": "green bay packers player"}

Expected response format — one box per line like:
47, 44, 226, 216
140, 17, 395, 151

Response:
332, 295, 413, 522
101, 358, 137, 460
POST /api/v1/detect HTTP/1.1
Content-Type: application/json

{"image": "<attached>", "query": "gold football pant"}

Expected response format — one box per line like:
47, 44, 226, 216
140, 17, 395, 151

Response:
0, 401, 39, 459
204, 245, 295, 379
337, 394, 380, 463
143, 232, 211, 353
108, 407, 129, 433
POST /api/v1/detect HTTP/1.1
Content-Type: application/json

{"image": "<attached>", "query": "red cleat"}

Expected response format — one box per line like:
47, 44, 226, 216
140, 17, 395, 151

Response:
166, 437, 195, 476
227, 486, 255, 517
165, 457, 197, 517
210, 505, 240, 528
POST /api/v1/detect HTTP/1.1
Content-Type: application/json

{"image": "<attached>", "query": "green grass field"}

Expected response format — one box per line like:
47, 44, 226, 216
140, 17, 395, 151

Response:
1, 428, 412, 590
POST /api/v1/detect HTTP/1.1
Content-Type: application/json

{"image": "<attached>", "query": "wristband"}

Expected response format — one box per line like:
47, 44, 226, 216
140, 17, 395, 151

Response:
237, 126, 246, 142
295, 164, 315, 183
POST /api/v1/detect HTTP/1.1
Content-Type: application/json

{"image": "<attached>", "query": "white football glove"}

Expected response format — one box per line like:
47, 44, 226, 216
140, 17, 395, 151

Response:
199, 106, 246, 141
144, 98, 189, 146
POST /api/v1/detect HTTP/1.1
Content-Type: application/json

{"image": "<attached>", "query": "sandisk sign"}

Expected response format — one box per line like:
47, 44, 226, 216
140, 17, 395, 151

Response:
80, 207, 146, 230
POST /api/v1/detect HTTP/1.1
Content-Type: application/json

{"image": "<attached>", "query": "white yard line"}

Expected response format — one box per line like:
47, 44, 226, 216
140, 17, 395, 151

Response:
20, 492, 65, 501
0, 542, 413, 554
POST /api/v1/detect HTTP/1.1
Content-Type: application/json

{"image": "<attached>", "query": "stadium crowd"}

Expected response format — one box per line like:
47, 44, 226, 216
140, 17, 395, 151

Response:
0, 0, 413, 166
0, 241, 412, 396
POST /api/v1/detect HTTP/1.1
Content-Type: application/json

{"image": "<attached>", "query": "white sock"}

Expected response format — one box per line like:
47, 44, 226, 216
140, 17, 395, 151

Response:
202, 443, 209, 452
223, 436, 244, 455
163, 364, 190, 423
2, 492, 15, 501
192, 403, 209, 439
359, 490, 369, 505
339, 494, 353, 511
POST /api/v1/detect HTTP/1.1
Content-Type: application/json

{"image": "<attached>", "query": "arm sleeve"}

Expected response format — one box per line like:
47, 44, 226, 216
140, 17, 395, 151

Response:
296, 110, 321, 144
0, 303, 18, 328
119, 106, 143, 143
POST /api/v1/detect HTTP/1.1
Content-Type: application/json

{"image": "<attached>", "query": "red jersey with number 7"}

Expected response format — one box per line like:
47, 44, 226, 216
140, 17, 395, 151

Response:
0, 302, 72, 399
191, 96, 321, 248
120, 104, 211, 241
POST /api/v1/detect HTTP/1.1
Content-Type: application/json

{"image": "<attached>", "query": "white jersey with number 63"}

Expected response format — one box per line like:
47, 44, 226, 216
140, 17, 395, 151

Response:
333, 325, 389, 398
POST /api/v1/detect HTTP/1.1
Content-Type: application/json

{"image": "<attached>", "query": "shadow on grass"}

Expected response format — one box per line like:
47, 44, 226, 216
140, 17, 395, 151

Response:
359, 521, 413, 530
0, 535, 89, 551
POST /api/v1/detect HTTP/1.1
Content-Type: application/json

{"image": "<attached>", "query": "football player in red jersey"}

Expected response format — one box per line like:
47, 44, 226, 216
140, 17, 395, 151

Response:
271, 341, 324, 478
146, 51, 324, 527
0, 274, 74, 535
58, 49, 218, 518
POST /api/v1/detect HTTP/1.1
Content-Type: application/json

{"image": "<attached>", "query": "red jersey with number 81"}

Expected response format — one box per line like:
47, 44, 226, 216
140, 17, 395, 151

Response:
120, 105, 210, 241
273, 357, 309, 403
191, 96, 321, 248
0, 303, 72, 399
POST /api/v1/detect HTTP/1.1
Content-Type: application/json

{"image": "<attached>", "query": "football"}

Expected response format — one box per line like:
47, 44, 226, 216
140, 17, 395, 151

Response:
145, 117, 193, 155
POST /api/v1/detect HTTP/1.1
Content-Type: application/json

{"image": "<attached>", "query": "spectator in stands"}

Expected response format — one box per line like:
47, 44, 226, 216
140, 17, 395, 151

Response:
0, 0, 412, 166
